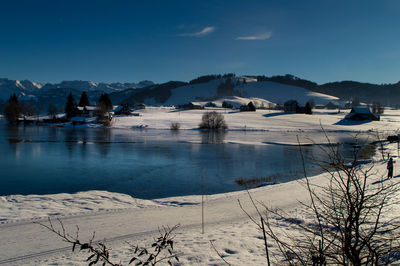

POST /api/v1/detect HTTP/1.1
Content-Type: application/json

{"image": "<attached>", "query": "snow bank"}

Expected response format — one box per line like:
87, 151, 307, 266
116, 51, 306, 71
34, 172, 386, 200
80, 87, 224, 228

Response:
0, 191, 158, 223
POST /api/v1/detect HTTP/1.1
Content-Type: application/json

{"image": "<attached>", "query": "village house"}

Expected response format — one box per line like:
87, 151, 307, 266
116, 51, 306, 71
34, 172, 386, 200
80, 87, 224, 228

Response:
75, 106, 97, 117
345, 106, 380, 121
283, 100, 298, 112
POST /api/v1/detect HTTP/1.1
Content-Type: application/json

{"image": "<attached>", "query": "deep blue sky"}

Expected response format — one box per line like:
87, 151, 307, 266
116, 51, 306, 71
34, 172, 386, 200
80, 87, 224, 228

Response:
1, 0, 400, 84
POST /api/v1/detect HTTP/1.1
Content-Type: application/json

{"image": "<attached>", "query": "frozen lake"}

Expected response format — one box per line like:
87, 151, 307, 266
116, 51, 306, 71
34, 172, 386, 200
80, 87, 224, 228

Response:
0, 119, 373, 199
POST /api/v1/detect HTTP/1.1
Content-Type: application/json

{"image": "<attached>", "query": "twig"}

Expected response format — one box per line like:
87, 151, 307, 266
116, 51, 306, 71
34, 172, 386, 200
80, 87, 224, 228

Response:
209, 240, 232, 266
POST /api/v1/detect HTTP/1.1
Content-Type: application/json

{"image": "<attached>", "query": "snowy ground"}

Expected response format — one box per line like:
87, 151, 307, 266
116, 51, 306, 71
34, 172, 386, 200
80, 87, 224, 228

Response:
1, 109, 400, 265
111, 107, 400, 133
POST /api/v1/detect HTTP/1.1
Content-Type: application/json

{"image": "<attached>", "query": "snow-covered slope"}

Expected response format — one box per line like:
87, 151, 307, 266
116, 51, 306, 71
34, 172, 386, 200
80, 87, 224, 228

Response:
192, 96, 276, 108
164, 77, 340, 106
236, 80, 340, 105
164, 79, 222, 105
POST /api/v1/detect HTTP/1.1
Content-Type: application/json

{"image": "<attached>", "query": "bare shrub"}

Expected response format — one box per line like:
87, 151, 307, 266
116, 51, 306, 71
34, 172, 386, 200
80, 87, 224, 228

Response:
199, 111, 227, 130
37, 218, 180, 265
241, 135, 400, 265
170, 122, 180, 131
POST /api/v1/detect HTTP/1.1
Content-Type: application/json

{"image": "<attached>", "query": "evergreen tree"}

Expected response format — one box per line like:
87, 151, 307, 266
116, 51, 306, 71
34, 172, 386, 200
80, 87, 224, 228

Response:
308, 99, 315, 108
98, 93, 113, 110
305, 102, 313, 114
4, 94, 21, 123
222, 101, 233, 109
65, 92, 77, 119
247, 101, 256, 111
78, 91, 90, 107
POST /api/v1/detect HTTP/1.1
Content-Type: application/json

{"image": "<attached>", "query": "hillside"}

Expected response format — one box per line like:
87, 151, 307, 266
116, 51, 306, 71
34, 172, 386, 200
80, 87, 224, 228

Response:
139, 77, 340, 107
255, 74, 400, 106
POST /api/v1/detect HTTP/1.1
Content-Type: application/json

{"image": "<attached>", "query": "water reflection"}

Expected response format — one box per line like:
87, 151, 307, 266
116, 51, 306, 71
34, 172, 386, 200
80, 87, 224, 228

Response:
64, 128, 77, 155
200, 131, 226, 144
95, 129, 112, 157
6, 123, 22, 159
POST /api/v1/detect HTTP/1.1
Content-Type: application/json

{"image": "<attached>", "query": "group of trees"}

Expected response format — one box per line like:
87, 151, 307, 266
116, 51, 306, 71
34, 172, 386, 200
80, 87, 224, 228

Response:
65, 91, 113, 122
3, 94, 40, 122
3, 91, 113, 124
64, 91, 98, 119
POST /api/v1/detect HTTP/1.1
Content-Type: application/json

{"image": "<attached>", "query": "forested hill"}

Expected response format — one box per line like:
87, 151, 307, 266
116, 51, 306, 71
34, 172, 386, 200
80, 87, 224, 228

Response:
316, 81, 400, 106
256, 74, 400, 106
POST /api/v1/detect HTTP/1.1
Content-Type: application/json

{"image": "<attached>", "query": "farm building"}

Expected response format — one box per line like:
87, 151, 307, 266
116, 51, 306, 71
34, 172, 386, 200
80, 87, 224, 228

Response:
345, 106, 380, 121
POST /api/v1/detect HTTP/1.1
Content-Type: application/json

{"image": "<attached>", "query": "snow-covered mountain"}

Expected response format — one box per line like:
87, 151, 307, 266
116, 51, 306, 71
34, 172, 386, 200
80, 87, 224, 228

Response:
0, 78, 154, 101
0, 78, 43, 101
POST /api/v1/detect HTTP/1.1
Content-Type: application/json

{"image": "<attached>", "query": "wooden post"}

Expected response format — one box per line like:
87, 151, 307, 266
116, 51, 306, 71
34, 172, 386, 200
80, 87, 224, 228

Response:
201, 172, 204, 234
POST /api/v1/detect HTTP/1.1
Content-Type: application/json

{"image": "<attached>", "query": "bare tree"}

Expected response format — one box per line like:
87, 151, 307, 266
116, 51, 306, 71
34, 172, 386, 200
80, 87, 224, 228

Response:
241, 134, 400, 265
170, 122, 180, 131
48, 102, 57, 119
199, 111, 228, 130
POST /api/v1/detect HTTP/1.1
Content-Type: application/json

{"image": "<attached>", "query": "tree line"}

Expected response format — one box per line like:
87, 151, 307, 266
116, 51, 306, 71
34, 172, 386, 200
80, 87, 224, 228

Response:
3, 91, 113, 123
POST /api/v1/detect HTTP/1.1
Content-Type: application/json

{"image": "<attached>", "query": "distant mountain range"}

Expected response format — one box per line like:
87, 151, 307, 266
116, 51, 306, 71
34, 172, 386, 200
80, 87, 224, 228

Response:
0, 78, 154, 100
1, 74, 399, 113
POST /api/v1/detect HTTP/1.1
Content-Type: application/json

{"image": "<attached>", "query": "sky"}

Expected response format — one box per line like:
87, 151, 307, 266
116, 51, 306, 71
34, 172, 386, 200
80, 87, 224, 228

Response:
1, 0, 400, 85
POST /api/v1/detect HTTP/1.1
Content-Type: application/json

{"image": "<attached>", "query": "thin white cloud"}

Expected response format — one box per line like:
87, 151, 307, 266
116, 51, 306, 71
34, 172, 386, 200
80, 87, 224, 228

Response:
179, 26, 216, 37
236, 32, 272, 40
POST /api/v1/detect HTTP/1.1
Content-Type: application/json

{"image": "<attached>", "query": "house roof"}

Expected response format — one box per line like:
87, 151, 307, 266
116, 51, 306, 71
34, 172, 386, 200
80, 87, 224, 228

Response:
351, 106, 372, 114
77, 106, 97, 111
112, 105, 124, 112
284, 100, 298, 105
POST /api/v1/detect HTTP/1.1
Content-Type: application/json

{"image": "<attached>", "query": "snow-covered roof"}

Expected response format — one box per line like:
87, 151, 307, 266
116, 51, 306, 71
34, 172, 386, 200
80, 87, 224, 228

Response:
351, 106, 372, 114
112, 105, 123, 112
76, 106, 97, 111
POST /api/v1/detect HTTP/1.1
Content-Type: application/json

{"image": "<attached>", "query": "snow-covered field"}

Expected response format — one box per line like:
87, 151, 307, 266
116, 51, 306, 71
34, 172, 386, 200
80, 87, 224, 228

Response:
1, 108, 400, 265
112, 107, 400, 135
